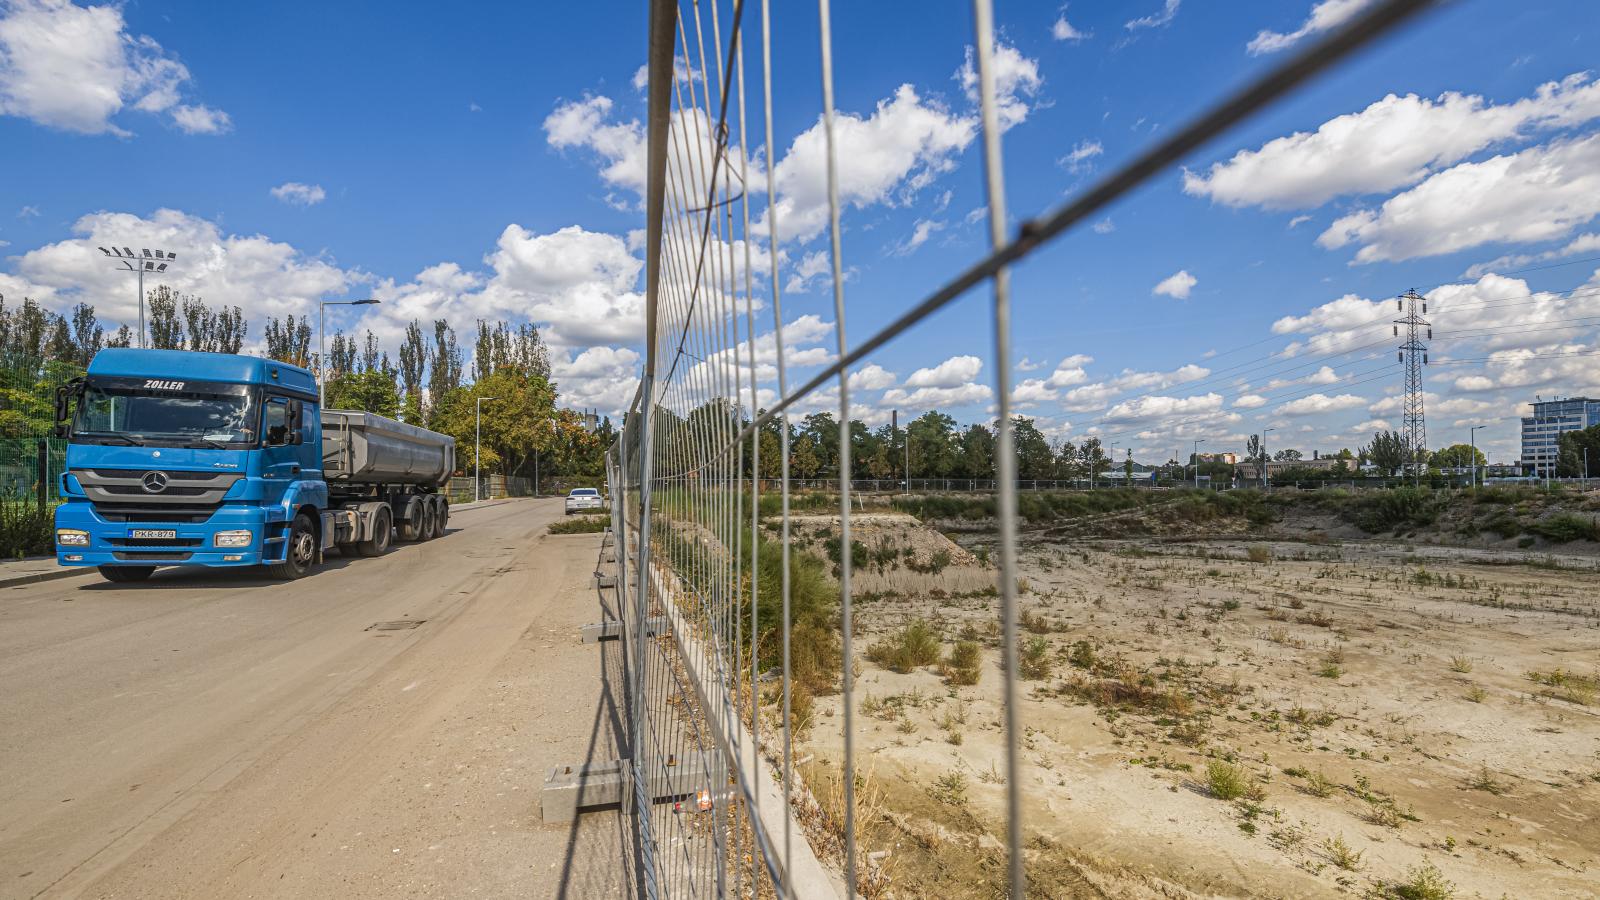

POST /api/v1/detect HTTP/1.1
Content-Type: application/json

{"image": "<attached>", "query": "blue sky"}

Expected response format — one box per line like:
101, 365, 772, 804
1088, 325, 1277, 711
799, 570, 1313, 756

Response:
3, 0, 1599, 464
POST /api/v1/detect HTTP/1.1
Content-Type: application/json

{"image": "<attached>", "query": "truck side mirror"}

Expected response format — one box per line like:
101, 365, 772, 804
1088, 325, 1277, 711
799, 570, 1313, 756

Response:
289, 430, 304, 446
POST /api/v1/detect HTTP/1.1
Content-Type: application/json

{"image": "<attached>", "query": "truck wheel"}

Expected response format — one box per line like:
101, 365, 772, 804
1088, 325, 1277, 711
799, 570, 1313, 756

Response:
98, 565, 154, 583
396, 506, 422, 542
356, 508, 392, 557
418, 503, 438, 542
432, 500, 449, 538
268, 514, 318, 580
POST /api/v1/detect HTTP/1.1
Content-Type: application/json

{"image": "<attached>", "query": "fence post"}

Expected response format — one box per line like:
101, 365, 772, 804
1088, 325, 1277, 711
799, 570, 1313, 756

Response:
36, 439, 48, 509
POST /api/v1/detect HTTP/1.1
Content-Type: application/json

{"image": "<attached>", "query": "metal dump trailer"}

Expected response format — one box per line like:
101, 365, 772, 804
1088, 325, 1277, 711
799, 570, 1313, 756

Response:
322, 409, 455, 486
320, 410, 456, 546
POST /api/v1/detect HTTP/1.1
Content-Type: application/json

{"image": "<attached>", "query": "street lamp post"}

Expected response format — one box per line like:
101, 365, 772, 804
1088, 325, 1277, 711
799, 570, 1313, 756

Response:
1192, 439, 1205, 489
475, 396, 498, 503
1468, 425, 1483, 492
99, 247, 176, 349
317, 298, 381, 406
1262, 427, 1276, 492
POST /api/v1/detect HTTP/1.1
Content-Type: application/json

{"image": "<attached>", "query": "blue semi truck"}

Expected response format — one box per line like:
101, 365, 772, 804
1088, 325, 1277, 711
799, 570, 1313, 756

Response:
52, 348, 456, 582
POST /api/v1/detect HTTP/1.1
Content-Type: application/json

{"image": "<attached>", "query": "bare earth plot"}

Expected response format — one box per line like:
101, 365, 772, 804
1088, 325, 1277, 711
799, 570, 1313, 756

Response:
0, 498, 630, 900
790, 504, 1599, 899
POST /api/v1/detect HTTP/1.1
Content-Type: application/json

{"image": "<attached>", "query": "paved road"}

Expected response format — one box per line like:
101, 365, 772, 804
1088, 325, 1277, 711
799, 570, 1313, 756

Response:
0, 499, 631, 899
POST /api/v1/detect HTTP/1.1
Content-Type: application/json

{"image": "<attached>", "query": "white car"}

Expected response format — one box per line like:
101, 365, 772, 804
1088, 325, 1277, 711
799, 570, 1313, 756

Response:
564, 487, 604, 515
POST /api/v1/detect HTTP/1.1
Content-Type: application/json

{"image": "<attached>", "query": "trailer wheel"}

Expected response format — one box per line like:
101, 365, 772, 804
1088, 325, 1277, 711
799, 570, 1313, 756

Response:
396, 504, 422, 542
417, 503, 438, 542
356, 508, 392, 557
98, 565, 154, 583
432, 499, 449, 538
268, 514, 318, 580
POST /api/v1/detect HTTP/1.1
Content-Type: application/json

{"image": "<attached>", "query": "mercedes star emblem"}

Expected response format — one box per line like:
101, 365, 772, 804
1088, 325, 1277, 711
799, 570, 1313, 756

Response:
141, 471, 169, 493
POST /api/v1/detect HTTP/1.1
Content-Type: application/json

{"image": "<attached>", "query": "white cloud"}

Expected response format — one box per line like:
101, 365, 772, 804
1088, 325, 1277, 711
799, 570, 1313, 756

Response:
955, 40, 1043, 131
1053, 7, 1090, 41
170, 103, 230, 134
1060, 139, 1102, 174
1126, 0, 1181, 30
881, 382, 993, 412
849, 363, 897, 391
1288, 215, 1311, 229
904, 355, 982, 389
1102, 393, 1223, 424
270, 182, 327, 207
1464, 231, 1600, 278
17, 204, 39, 218
551, 346, 640, 414
13, 208, 352, 324
1153, 269, 1197, 299
543, 95, 647, 195
784, 250, 832, 294
1184, 72, 1600, 209
767, 84, 976, 243
1279, 393, 1366, 415
893, 218, 944, 256
1092, 217, 1115, 234
1247, 0, 1374, 55
1319, 134, 1600, 263
1233, 393, 1268, 409
0, 0, 228, 136
1045, 353, 1093, 388
476, 224, 643, 347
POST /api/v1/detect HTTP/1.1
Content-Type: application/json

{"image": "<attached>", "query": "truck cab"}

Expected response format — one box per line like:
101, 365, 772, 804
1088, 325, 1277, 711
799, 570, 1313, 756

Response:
53, 349, 328, 581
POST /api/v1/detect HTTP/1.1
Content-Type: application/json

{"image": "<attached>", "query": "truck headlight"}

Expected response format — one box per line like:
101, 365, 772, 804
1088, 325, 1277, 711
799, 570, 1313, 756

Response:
56, 529, 89, 546
214, 530, 253, 547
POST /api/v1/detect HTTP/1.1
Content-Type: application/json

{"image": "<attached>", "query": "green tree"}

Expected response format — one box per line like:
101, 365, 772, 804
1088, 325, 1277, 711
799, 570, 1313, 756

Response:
325, 370, 401, 418
958, 423, 994, 478
432, 366, 557, 478
397, 319, 430, 425
1274, 448, 1303, 461
1012, 416, 1054, 479
1364, 430, 1408, 476
427, 320, 464, 429
799, 412, 839, 476
791, 432, 821, 479
1555, 425, 1600, 477
263, 315, 313, 367
1432, 443, 1487, 469
907, 411, 957, 478
1080, 437, 1109, 482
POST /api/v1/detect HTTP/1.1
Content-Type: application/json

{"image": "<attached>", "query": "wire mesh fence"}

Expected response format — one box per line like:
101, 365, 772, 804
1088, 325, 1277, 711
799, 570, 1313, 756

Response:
608, 0, 1442, 896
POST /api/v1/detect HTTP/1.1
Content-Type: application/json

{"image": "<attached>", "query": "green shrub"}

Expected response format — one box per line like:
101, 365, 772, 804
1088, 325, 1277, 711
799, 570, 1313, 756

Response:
548, 515, 609, 534
1391, 860, 1455, 900
1346, 487, 1442, 533
943, 640, 982, 685
867, 619, 942, 673
1528, 513, 1600, 543
0, 498, 54, 559
1205, 760, 1263, 801
1018, 635, 1052, 680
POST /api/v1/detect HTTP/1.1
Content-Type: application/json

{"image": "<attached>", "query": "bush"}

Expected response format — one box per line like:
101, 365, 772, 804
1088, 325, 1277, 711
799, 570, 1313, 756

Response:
548, 515, 608, 534
867, 619, 941, 673
1205, 760, 1263, 801
1392, 861, 1455, 900
1018, 635, 1052, 680
1346, 486, 1442, 533
1528, 513, 1600, 543
0, 498, 53, 559
943, 640, 982, 685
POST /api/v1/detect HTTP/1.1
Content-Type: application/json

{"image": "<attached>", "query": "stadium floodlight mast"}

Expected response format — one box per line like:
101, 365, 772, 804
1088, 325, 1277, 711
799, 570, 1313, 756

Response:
99, 246, 176, 349
317, 298, 381, 406
475, 396, 498, 503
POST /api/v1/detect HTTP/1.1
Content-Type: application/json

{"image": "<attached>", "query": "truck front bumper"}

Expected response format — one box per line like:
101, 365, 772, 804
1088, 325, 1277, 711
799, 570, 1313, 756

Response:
53, 503, 274, 568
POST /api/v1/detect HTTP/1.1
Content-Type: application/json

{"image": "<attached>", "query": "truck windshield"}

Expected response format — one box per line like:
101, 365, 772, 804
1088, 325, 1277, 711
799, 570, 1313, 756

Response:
72, 380, 259, 448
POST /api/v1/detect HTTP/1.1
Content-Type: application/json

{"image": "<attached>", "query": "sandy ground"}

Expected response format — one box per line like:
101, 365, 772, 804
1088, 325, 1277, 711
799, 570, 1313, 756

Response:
0, 498, 632, 900
794, 518, 1600, 898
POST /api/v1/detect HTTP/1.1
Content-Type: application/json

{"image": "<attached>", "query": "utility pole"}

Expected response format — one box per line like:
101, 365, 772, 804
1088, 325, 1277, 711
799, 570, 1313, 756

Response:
1262, 427, 1276, 492
1396, 289, 1430, 486
100, 247, 176, 349
1192, 439, 1205, 489
475, 396, 497, 503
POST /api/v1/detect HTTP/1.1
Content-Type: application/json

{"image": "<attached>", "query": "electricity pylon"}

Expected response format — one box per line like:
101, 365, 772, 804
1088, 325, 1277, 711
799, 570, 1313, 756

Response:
1395, 289, 1430, 485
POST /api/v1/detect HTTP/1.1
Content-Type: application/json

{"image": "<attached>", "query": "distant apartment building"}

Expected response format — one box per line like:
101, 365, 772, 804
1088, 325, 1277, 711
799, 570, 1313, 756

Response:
1519, 397, 1600, 475
1195, 452, 1237, 465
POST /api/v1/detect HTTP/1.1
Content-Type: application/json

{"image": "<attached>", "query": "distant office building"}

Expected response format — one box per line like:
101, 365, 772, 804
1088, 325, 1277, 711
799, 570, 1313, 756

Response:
1520, 397, 1600, 475
1195, 452, 1237, 465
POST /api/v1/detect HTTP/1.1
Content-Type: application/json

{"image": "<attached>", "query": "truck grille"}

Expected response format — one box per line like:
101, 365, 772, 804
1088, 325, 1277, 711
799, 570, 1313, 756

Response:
105, 537, 204, 548
73, 469, 244, 522
112, 551, 193, 561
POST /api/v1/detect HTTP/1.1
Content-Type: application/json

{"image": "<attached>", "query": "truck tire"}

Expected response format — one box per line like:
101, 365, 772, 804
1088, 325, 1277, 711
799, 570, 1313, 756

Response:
396, 505, 422, 542
356, 508, 392, 557
432, 499, 449, 538
418, 503, 437, 542
268, 513, 318, 580
99, 565, 154, 583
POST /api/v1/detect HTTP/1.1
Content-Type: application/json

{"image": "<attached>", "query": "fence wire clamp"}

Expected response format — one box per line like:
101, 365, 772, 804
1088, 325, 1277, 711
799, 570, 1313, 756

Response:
580, 616, 666, 644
